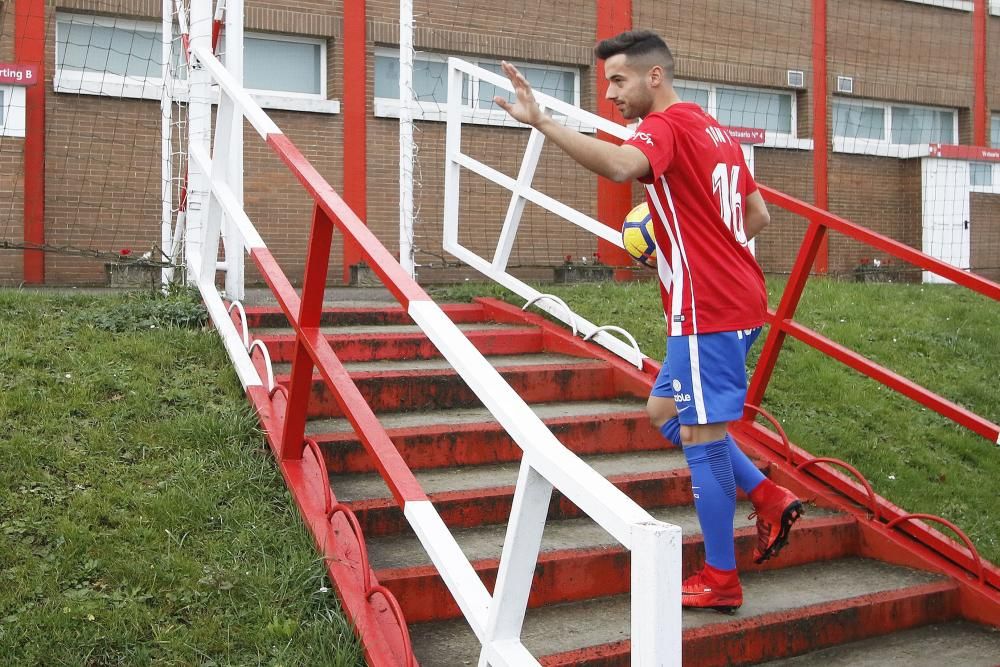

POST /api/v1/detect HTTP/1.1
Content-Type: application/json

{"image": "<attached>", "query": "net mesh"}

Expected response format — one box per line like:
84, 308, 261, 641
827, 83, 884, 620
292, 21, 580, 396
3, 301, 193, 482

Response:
0, 0, 188, 285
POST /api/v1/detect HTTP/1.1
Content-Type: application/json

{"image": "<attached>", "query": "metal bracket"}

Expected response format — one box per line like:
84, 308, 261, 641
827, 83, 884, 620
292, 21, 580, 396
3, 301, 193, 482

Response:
522, 293, 578, 336
583, 324, 644, 370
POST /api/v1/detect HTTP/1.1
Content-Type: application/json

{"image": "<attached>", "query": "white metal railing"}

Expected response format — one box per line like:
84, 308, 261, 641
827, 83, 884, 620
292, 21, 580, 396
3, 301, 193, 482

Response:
443, 57, 649, 370
170, 6, 682, 661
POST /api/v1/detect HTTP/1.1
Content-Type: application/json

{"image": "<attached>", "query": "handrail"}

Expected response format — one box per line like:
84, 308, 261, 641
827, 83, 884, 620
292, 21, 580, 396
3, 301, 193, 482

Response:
760, 185, 1000, 301
185, 40, 680, 666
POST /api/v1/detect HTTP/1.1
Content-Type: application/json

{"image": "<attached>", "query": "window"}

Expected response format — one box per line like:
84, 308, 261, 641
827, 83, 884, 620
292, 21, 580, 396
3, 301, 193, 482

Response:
833, 99, 958, 154
890, 105, 954, 144
374, 53, 450, 103
373, 49, 581, 127
833, 102, 886, 141
55, 12, 332, 111
675, 81, 800, 142
992, 114, 999, 148
717, 88, 792, 134
969, 163, 993, 187
240, 34, 325, 98
479, 62, 575, 106
902, 0, 973, 10
55, 14, 166, 98
675, 84, 709, 110
0, 85, 26, 138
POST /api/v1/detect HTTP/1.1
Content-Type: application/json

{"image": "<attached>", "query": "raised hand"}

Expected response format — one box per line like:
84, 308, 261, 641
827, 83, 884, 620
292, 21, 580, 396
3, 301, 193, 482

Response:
493, 61, 544, 127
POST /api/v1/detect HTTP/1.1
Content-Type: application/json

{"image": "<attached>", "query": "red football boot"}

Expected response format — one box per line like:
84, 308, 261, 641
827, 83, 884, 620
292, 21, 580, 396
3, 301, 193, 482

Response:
749, 479, 804, 564
681, 563, 743, 613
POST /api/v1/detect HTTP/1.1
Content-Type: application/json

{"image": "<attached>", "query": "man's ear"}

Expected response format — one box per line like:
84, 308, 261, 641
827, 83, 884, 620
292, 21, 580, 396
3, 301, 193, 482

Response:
648, 65, 664, 88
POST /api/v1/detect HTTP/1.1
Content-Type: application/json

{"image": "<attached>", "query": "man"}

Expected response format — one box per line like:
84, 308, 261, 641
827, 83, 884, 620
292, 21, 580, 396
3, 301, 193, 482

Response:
494, 30, 803, 612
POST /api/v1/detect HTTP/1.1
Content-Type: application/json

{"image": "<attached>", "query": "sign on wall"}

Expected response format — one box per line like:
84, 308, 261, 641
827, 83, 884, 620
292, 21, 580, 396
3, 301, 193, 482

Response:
0, 63, 39, 86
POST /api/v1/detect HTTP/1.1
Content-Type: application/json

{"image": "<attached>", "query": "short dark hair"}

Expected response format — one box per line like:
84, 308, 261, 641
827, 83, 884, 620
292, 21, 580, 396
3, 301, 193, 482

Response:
594, 30, 674, 78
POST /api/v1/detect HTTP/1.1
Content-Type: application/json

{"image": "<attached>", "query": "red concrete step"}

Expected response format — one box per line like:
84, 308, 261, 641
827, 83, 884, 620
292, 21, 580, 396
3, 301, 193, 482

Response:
374, 510, 854, 624
253, 323, 543, 362
759, 620, 1000, 666
275, 354, 629, 419
329, 449, 770, 536
242, 302, 488, 328
408, 559, 959, 666
308, 400, 658, 472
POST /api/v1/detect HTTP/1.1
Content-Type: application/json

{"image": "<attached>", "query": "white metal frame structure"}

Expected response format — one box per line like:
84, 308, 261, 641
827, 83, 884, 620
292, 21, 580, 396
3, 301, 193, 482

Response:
165, 5, 682, 664
443, 57, 653, 369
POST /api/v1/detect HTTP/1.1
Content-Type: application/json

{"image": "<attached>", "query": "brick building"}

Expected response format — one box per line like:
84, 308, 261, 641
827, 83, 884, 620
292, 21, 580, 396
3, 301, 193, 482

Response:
1, 0, 998, 286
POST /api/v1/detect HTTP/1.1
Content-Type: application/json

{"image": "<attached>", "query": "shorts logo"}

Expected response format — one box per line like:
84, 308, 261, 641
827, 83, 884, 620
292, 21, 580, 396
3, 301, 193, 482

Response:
672, 379, 682, 392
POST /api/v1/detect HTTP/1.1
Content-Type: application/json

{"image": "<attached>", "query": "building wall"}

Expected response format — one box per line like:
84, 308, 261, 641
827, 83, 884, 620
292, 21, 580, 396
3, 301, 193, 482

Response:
0, 0, 994, 286
970, 193, 1000, 282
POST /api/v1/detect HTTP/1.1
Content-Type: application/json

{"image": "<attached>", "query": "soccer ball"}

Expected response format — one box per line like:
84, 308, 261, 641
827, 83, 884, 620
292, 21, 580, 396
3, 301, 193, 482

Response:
621, 202, 657, 268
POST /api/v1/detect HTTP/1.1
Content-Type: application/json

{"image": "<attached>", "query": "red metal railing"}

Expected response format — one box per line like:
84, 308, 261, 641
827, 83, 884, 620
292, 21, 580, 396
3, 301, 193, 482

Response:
737, 184, 1000, 593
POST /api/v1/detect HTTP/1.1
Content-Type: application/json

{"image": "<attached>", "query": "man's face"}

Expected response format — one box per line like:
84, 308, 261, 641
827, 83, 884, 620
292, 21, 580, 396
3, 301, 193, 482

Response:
604, 53, 655, 119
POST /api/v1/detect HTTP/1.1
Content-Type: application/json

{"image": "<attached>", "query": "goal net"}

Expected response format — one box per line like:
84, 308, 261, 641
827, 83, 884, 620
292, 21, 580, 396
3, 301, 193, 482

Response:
0, 0, 190, 285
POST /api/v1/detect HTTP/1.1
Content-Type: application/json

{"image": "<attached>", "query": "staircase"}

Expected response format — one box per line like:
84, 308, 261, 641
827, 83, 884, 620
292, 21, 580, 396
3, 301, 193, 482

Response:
242, 292, 1000, 665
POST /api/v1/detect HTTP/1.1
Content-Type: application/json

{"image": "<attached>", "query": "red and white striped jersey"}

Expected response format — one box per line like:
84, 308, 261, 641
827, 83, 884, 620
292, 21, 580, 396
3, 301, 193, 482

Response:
625, 102, 768, 336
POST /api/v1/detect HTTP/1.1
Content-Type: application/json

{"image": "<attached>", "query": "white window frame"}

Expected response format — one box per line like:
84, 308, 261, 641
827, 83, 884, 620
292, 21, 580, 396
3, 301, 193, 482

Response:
54, 14, 167, 100
0, 85, 27, 138
903, 0, 973, 10
674, 79, 812, 150
54, 12, 338, 114
225, 31, 327, 101
991, 113, 1000, 149
968, 161, 997, 188
373, 47, 585, 130
902, 0, 1000, 14
833, 98, 959, 158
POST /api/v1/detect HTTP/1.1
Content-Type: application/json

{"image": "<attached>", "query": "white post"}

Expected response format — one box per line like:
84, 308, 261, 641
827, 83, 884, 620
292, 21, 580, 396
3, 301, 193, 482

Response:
630, 521, 683, 665
221, 0, 245, 300
161, 0, 174, 286
398, 0, 415, 278
478, 459, 552, 667
442, 59, 464, 253
186, 0, 214, 281
493, 124, 546, 271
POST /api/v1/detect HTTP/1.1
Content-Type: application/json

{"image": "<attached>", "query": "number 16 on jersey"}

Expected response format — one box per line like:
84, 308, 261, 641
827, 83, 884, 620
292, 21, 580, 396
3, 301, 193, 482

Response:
712, 162, 748, 246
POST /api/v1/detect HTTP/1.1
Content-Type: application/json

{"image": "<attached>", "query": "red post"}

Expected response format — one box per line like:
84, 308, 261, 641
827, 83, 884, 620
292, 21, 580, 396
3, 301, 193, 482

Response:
341, 0, 367, 283
280, 204, 334, 460
812, 0, 829, 274
973, 0, 987, 146
744, 196, 829, 410
15, 0, 45, 283
596, 0, 633, 279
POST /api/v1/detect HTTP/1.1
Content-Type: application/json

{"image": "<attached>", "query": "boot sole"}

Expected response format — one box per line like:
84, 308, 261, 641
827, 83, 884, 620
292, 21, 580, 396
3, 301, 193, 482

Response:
682, 598, 742, 615
754, 500, 804, 564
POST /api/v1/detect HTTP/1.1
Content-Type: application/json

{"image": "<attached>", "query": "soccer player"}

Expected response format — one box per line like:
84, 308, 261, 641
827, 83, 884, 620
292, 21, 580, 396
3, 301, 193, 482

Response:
494, 30, 803, 612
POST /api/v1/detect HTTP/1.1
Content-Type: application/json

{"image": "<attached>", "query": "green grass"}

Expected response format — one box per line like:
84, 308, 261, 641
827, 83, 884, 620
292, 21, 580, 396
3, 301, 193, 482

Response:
0, 289, 363, 666
431, 278, 1000, 565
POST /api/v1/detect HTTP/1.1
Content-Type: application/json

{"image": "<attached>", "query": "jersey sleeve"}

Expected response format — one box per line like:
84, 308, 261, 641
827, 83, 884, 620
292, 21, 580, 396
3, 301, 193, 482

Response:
624, 114, 676, 184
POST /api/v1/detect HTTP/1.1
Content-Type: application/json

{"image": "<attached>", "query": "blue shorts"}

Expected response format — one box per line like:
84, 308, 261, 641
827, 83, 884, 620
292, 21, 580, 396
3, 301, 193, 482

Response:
651, 328, 762, 425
